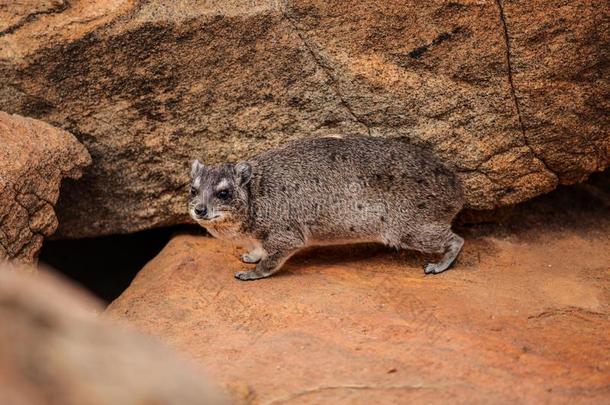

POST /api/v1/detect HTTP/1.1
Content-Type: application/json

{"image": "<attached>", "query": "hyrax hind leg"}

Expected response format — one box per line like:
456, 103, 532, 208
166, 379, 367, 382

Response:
390, 224, 464, 275
423, 231, 464, 275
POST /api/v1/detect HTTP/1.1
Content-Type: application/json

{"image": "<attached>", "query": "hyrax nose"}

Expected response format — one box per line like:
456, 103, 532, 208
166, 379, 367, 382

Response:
194, 205, 207, 218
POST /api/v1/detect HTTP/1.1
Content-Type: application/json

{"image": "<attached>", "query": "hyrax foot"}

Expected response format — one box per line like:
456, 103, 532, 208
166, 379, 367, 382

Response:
424, 262, 447, 275
234, 270, 271, 281
240, 253, 261, 264
423, 233, 464, 275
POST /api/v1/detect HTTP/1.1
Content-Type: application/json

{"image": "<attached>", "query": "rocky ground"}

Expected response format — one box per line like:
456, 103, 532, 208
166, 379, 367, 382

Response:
106, 182, 610, 404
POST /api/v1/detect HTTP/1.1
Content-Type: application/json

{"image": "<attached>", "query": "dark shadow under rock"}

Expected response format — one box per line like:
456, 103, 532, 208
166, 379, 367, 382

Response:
39, 225, 204, 303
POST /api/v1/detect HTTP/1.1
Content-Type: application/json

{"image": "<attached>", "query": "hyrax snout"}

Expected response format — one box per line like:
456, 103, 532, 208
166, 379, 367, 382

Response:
189, 136, 464, 280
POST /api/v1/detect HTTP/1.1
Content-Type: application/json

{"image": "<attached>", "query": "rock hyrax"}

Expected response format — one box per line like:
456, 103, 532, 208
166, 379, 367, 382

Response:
189, 136, 464, 280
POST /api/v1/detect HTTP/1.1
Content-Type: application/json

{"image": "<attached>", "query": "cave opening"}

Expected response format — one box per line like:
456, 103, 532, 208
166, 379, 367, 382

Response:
39, 225, 204, 304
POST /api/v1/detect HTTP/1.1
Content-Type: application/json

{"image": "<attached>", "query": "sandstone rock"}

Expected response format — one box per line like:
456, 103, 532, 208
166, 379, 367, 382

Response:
0, 263, 227, 405
501, 0, 609, 183
0, 111, 90, 263
106, 190, 610, 404
0, 1, 608, 237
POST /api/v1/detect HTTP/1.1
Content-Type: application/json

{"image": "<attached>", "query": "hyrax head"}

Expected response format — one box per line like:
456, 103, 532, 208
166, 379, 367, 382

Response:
188, 160, 252, 226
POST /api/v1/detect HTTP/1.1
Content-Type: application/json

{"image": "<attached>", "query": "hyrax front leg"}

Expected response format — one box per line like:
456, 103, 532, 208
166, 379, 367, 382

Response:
240, 243, 266, 264
424, 232, 464, 275
235, 234, 301, 281
241, 252, 262, 264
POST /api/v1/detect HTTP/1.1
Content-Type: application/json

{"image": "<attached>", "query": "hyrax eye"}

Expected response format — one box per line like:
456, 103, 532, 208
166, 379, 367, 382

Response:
190, 186, 198, 197
216, 190, 230, 200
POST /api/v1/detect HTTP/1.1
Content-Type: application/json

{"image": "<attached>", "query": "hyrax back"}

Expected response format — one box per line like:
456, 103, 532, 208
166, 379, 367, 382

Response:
189, 136, 464, 280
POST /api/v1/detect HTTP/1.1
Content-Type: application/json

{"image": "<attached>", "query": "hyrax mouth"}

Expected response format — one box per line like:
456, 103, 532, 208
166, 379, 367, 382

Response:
195, 213, 224, 223
201, 215, 221, 222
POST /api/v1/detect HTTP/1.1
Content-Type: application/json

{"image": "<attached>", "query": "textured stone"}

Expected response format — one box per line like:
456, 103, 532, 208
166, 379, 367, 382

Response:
0, 111, 90, 263
0, 263, 227, 405
501, 0, 609, 183
0, 0, 607, 237
106, 188, 610, 404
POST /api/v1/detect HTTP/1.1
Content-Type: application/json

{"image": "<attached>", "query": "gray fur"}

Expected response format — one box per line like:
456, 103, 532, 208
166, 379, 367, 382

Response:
189, 136, 465, 280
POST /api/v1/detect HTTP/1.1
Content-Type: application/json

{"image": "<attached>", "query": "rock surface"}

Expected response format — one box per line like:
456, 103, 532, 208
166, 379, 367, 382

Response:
106, 186, 610, 404
1, 0, 608, 237
0, 263, 226, 405
0, 111, 90, 263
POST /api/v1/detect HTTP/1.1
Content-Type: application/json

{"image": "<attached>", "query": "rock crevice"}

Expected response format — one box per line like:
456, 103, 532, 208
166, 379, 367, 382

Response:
0, 1, 71, 37
494, 0, 556, 179
282, 6, 372, 136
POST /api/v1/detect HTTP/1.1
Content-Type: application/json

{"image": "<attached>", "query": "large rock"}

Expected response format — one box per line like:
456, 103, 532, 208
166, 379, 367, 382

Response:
0, 111, 90, 263
0, 0, 608, 237
106, 189, 610, 404
0, 263, 226, 405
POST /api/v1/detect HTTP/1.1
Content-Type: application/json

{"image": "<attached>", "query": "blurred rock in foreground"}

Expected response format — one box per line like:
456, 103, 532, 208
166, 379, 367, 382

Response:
0, 263, 227, 405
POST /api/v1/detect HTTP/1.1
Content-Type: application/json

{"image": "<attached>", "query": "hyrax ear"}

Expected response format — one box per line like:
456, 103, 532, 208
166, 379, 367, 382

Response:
235, 162, 252, 186
190, 159, 205, 178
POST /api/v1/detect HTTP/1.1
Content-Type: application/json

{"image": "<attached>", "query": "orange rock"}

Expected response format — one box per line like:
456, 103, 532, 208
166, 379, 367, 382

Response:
0, 111, 90, 263
1, 1, 607, 237
106, 195, 610, 403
